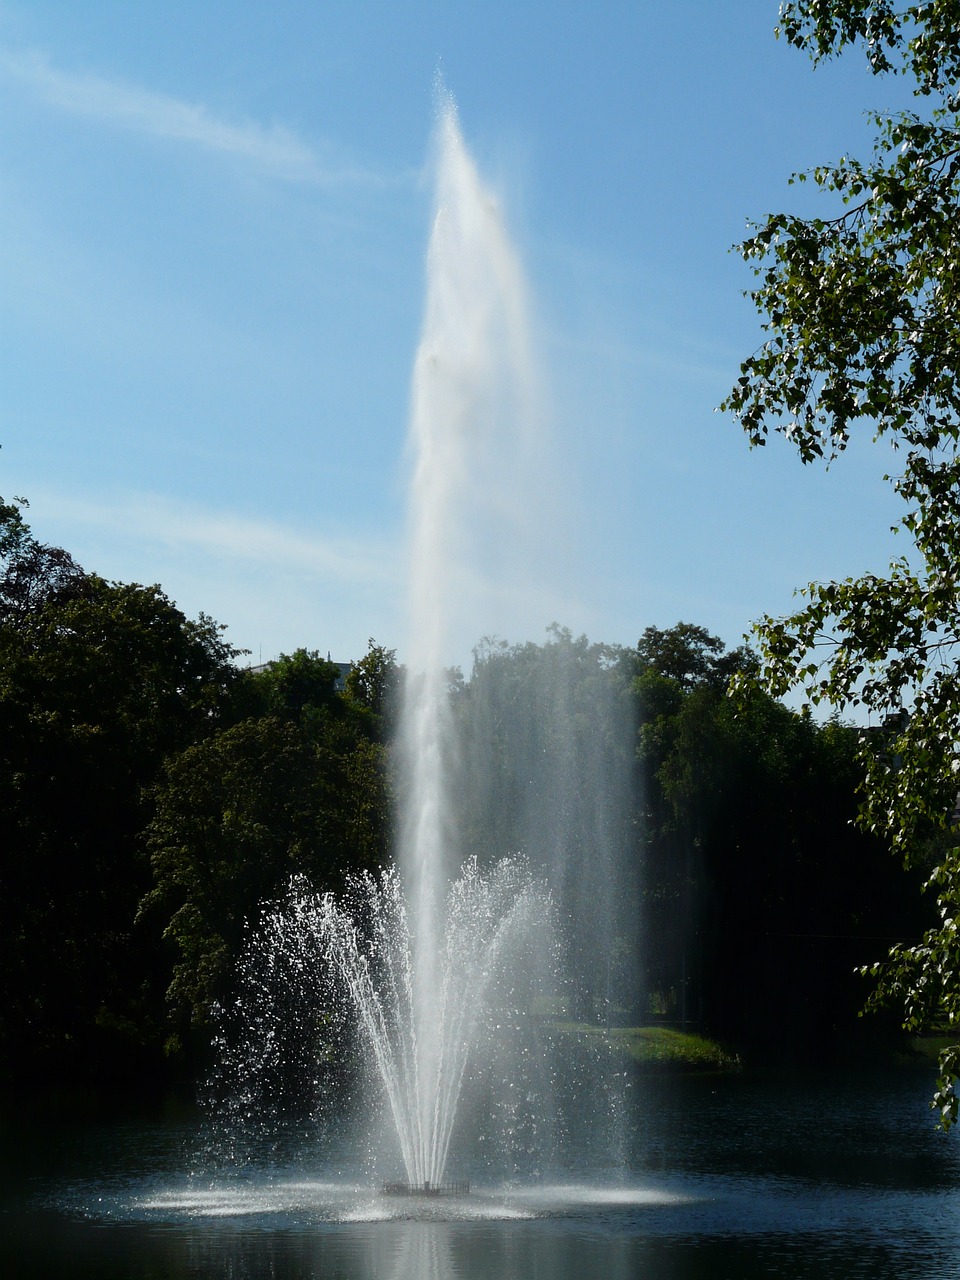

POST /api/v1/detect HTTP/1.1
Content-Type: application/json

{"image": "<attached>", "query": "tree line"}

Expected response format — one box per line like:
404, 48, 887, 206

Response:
0, 498, 929, 1094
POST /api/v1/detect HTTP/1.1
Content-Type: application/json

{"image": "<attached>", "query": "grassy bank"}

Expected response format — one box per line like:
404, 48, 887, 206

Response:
895, 1032, 959, 1070
552, 1022, 739, 1072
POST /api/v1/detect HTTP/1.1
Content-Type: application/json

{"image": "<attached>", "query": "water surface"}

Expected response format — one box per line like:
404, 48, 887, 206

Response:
3, 1069, 958, 1278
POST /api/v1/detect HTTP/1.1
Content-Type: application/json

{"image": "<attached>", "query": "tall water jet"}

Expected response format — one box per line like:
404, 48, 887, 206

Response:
400, 95, 541, 903
391, 96, 549, 1188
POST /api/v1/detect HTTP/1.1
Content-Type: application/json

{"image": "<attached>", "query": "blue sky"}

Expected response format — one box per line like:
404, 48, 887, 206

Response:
0, 1, 913, 672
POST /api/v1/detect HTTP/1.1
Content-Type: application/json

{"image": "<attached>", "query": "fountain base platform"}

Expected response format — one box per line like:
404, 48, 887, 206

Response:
381, 1180, 470, 1198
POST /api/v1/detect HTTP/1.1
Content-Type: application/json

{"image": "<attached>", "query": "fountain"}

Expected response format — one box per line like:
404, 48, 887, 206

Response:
10, 93, 960, 1280
204, 92, 636, 1198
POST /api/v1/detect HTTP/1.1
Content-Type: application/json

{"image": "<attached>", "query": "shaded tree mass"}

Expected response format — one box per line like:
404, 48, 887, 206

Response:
634, 623, 928, 1062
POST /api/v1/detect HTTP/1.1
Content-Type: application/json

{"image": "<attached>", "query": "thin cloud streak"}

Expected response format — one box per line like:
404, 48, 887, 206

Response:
0, 46, 394, 186
29, 488, 403, 589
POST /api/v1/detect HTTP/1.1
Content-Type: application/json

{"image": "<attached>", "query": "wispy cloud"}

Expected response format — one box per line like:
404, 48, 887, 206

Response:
0, 47, 389, 186
13, 485, 407, 661
29, 487, 403, 588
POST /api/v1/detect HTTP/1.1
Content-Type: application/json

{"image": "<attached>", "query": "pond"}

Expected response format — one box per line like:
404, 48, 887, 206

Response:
3, 1067, 959, 1279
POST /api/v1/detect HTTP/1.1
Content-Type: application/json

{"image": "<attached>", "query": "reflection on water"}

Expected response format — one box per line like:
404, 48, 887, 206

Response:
3, 1071, 960, 1279
128, 1177, 692, 1225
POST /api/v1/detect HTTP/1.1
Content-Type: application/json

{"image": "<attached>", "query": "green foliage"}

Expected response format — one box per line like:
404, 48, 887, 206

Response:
721, 2, 960, 1119
636, 621, 756, 691
0, 495, 86, 620
452, 626, 638, 1020
457, 628, 635, 874
0, 503, 397, 1081
144, 716, 338, 1022
634, 625, 916, 1061
554, 1022, 737, 1071
344, 639, 401, 732
249, 648, 343, 729
0, 500, 243, 1084
777, 1, 960, 89
145, 642, 394, 1032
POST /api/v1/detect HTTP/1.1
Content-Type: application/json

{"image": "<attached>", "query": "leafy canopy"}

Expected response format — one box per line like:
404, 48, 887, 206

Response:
721, 1, 960, 1123
0, 497, 244, 1083
143, 643, 396, 1034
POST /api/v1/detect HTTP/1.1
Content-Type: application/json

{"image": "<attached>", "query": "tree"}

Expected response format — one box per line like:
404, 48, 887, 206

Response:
144, 716, 339, 1036
0, 499, 244, 1085
0, 495, 86, 620
634, 624, 917, 1059
452, 627, 639, 1021
344, 639, 401, 735
144, 645, 393, 1041
636, 622, 755, 691
721, 2, 960, 1119
250, 648, 344, 728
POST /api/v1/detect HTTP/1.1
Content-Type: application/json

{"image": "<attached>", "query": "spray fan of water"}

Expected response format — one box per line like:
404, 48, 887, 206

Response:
321, 858, 551, 1190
